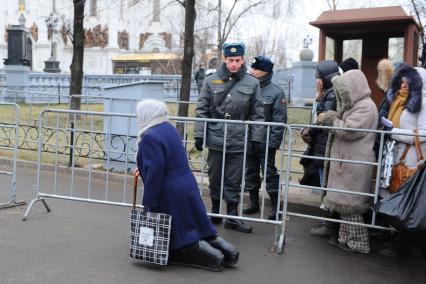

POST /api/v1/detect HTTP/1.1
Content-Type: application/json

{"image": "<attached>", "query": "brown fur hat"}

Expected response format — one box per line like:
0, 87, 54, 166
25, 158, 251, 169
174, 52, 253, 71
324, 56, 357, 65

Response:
376, 59, 394, 92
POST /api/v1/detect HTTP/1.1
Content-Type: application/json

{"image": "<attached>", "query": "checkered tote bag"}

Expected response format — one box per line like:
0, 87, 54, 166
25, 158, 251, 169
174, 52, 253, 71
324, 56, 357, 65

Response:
129, 169, 172, 265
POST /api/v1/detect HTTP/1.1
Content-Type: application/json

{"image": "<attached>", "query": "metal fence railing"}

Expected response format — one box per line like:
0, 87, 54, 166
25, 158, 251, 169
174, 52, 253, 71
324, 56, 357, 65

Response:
23, 110, 292, 254
0, 103, 26, 209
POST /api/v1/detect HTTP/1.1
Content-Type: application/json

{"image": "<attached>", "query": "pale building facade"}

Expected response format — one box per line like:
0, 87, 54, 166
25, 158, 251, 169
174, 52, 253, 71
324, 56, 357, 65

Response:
0, 0, 190, 74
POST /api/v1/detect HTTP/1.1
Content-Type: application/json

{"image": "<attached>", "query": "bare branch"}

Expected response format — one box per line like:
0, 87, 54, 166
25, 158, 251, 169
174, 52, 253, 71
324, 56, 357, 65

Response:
175, 0, 185, 7
223, 0, 270, 43
222, 0, 238, 40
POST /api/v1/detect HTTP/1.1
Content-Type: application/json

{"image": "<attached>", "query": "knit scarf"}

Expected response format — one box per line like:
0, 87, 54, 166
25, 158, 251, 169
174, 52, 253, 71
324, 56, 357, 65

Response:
387, 89, 409, 128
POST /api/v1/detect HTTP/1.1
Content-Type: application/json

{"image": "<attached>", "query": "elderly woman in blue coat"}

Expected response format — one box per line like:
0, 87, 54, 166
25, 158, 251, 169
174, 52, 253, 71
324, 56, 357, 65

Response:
135, 99, 239, 271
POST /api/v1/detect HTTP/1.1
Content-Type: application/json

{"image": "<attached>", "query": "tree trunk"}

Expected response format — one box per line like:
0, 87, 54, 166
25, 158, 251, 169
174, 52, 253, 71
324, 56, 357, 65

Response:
69, 0, 85, 111
216, 0, 222, 66
177, 0, 196, 137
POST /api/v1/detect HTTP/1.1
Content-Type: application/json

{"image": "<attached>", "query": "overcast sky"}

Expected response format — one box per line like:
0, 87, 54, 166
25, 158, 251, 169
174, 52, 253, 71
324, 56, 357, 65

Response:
226, 0, 412, 65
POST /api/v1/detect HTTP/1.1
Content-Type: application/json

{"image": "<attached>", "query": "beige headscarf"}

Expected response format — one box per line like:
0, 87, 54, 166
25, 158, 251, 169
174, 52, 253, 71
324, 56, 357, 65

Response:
135, 99, 168, 145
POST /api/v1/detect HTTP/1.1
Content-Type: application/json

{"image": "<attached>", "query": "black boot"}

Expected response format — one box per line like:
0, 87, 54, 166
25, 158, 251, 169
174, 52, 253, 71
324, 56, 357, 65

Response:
205, 235, 239, 267
243, 190, 260, 214
169, 240, 224, 272
224, 204, 253, 233
268, 192, 279, 220
210, 199, 222, 224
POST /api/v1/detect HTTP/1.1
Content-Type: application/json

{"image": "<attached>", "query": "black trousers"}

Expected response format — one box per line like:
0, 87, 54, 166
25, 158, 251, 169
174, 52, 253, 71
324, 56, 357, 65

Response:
207, 149, 243, 205
244, 148, 279, 194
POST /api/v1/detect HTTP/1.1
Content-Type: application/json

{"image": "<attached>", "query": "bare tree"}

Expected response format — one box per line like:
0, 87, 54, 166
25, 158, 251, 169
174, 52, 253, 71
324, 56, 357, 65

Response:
69, 0, 85, 111
174, 0, 196, 135
326, 0, 339, 10
216, 0, 272, 65
411, 0, 426, 67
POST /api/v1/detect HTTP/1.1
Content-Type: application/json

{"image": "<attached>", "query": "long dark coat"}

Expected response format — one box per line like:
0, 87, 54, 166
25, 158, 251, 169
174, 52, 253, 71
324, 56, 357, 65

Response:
136, 122, 217, 250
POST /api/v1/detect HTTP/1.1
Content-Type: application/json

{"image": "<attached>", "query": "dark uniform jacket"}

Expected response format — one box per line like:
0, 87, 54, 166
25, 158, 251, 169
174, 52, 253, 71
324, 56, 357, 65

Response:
258, 73, 287, 149
194, 63, 264, 152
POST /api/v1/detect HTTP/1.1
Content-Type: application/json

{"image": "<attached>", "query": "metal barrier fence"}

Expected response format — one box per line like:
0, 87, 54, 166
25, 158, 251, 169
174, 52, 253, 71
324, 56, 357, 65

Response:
0, 103, 26, 209
18, 106, 425, 254
23, 109, 292, 253
0, 89, 313, 174
282, 124, 426, 236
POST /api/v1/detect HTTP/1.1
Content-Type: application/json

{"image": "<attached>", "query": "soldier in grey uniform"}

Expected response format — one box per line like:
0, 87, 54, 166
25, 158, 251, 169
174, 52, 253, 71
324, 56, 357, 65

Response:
194, 42, 264, 233
243, 56, 287, 220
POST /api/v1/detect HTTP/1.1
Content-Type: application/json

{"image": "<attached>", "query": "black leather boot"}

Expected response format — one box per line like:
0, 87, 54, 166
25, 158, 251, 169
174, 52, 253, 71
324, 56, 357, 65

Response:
243, 190, 260, 214
205, 235, 239, 266
224, 204, 253, 233
169, 240, 224, 272
210, 199, 222, 224
268, 192, 281, 220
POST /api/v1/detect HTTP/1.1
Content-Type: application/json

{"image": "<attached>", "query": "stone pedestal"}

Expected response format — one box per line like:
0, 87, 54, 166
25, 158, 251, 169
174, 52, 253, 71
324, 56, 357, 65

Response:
3, 25, 32, 67
43, 56, 61, 73
3, 65, 30, 102
3, 25, 32, 103
291, 48, 317, 106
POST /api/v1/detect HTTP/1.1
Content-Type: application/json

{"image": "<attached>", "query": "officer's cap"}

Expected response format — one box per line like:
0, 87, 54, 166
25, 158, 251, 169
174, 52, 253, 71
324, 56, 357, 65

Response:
251, 56, 274, 73
223, 42, 245, 57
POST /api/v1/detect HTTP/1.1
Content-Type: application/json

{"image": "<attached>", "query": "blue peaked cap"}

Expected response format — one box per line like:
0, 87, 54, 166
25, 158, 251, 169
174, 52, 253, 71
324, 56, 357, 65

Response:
223, 42, 245, 57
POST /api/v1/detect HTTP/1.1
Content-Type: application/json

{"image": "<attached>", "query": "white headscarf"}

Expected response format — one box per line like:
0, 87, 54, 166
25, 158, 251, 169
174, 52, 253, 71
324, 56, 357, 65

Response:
135, 99, 168, 145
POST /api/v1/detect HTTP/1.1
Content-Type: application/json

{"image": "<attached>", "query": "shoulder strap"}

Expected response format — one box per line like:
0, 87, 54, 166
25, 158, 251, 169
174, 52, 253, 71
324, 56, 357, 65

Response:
209, 78, 238, 118
414, 129, 424, 161
400, 130, 424, 162
400, 144, 410, 161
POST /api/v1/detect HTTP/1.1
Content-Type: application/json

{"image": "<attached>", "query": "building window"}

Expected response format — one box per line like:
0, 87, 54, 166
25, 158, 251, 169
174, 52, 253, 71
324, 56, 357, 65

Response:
90, 0, 97, 17
343, 39, 362, 68
325, 36, 335, 60
388, 37, 404, 63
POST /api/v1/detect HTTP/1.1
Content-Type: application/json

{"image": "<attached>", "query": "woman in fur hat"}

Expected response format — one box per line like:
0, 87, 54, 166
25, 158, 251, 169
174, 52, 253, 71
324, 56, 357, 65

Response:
317, 70, 378, 254
385, 64, 425, 169
378, 65, 426, 257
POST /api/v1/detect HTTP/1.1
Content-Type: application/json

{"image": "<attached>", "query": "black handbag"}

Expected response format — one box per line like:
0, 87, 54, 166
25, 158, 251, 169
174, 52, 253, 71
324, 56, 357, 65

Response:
299, 145, 321, 187
129, 169, 172, 265
375, 163, 426, 231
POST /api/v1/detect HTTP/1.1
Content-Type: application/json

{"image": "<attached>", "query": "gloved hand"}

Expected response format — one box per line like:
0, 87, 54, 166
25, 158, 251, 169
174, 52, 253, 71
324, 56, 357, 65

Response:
300, 127, 312, 144
195, 138, 204, 151
250, 141, 264, 154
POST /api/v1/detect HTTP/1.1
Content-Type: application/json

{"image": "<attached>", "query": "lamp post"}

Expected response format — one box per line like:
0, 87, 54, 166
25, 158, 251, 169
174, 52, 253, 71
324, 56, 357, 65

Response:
43, 12, 61, 73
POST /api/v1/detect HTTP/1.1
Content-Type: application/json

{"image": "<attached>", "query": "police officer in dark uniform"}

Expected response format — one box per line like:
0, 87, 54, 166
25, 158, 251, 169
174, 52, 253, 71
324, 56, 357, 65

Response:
243, 56, 287, 220
194, 64, 206, 94
194, 42, 264, 233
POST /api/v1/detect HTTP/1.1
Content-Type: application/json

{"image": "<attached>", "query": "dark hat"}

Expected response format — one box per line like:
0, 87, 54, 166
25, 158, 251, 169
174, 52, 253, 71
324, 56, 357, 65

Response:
315, 60, 340, 89
251, 56, 274, 73
223, 42, 245, 57
339, 57, 359, 73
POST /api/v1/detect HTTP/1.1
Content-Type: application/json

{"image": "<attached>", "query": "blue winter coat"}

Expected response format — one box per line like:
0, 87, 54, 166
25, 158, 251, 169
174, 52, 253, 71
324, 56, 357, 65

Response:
136, 122, 217, 250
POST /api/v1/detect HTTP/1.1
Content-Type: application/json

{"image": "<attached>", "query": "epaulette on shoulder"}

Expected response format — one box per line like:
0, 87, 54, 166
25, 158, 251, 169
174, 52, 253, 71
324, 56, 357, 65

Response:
205, 69, 216, 77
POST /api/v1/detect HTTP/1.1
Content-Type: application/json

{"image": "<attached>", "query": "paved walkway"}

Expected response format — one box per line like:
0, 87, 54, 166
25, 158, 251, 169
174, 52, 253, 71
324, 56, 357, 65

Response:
0, 166, 425, 284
